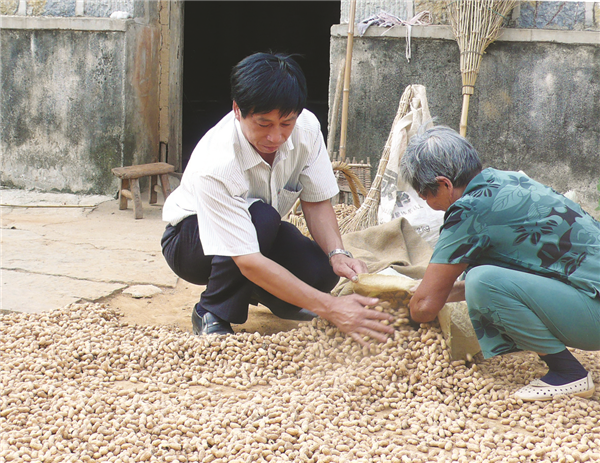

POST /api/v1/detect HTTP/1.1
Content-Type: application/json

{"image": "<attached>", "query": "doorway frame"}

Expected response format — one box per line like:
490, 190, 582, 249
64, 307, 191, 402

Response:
159, 0, 184, 172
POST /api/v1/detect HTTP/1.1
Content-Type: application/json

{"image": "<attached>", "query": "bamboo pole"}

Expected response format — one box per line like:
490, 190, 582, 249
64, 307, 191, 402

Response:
459, 93, 471, 137
327, 60, 346, 159
338, 0, 357, 162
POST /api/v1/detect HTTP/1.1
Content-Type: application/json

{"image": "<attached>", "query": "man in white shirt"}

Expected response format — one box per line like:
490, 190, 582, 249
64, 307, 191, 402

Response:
161, 53, 393, 345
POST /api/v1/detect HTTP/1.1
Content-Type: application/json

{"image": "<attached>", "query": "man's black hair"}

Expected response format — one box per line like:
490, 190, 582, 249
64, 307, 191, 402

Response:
231, 52, 307, 118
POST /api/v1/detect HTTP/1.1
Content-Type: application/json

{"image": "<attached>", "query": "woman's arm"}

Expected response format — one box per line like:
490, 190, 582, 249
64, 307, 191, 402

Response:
409, 263, 468, 322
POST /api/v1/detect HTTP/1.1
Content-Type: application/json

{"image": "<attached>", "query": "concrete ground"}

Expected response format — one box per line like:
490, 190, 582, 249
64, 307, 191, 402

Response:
0, 187, 302, 335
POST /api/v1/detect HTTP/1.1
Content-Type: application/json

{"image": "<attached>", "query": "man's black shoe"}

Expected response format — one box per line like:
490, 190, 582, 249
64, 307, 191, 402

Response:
191, 310, 234, 336
289, 308, 318, 321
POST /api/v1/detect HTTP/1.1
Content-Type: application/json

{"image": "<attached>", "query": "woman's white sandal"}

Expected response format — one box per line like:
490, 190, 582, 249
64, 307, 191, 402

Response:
514, 373, 595, 401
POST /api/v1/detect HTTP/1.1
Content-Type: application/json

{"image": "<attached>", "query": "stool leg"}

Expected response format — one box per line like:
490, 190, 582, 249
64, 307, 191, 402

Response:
119, 179, 129, 210
159, 173, 172, 200
150, 175, 158, 204
130, 178, 143, 219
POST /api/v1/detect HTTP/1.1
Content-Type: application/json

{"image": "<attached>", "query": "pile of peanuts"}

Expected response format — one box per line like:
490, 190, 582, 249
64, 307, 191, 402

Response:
1, 302, 599, 463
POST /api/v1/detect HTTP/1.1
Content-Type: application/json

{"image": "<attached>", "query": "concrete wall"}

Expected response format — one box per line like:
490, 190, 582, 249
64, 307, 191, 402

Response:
0, 0, 138, 18
331, 2, 600, 213
0, 0, 160, 195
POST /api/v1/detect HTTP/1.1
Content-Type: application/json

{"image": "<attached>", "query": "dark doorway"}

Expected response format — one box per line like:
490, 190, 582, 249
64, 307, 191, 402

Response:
182, 1, 340, 170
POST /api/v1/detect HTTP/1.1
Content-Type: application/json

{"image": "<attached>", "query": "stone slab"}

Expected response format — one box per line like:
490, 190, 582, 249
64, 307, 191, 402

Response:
123, 285, 162, 298
1, 218, 176, 287
1, 269, 126, 313
0, 188, 113, 207
0, 16, 129, 31
331, 24, 600, 45
1, 190, 178, 314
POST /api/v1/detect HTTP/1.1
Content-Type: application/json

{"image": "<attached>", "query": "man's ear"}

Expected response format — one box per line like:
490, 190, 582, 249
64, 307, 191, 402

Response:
232, 101, 241, 121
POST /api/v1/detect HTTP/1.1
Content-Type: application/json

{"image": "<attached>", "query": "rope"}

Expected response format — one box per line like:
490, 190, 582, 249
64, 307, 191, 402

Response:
357, 10, 433, 62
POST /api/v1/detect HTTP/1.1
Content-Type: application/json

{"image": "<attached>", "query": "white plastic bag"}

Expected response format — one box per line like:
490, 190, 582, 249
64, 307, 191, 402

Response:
380, 187, 445, 246
378, 85, 445, 247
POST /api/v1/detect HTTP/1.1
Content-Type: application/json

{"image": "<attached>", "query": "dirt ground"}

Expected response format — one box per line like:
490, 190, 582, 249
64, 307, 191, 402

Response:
99, 279, 305, 337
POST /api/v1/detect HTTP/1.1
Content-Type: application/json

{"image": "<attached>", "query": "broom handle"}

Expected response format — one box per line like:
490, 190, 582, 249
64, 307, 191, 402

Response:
339, 0, 357, 162
459, 93, 470, 137
327, 60, 345, 159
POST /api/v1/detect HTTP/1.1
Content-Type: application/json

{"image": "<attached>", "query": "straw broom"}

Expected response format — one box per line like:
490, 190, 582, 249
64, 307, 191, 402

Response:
447, 0, 516, 136
338, 86, 414, 235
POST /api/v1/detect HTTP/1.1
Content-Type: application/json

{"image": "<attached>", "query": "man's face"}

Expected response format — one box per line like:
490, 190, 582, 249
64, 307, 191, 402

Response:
233, 102, 298, 161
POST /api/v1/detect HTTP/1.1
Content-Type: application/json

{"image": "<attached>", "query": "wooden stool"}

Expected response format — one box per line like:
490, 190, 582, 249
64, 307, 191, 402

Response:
111, 162, 175, 219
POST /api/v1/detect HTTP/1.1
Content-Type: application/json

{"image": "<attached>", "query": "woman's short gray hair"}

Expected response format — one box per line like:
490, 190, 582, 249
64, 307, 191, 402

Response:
400, 126, 482, 195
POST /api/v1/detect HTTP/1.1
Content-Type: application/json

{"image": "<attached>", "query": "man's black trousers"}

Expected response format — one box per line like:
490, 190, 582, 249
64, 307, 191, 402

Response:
161, 201, 340, 324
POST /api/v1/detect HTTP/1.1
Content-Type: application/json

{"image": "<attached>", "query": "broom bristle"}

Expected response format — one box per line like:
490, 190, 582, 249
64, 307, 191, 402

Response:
448, 0, 516, 94
339, 86, 415, 235
332, 161, 368, 208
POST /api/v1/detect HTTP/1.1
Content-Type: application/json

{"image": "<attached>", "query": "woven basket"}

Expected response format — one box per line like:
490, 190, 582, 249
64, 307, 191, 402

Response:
286, 162, 365, 238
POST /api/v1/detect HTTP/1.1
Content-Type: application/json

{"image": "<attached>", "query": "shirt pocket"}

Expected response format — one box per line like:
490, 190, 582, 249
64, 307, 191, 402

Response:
277, 186, 303, 217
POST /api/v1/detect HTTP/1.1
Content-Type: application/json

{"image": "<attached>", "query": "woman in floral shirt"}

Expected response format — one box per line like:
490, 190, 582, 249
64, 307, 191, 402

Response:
400, 126, 600, 401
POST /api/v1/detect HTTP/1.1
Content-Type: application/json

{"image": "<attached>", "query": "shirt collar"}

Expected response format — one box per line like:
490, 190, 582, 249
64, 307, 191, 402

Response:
462, 168, 488, 196
233, 117, 295, 171
273, 136, 294, 168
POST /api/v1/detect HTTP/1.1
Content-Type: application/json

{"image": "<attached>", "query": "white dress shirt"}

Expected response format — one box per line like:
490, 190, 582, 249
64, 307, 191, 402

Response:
162, 110, 339, 257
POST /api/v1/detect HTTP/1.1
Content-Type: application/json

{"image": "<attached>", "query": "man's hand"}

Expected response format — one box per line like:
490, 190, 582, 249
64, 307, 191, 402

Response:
330, 253, 368, 282
323, 294, 395, 346
234, 253, 393, 346
300, 200, 369, 282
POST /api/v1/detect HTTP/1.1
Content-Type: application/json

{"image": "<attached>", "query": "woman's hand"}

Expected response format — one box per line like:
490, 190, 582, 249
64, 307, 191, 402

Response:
411, 277, 465, 303
409, 279, 422, 294
410, 263, 468, 322
323, 293, 395, 346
